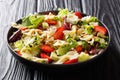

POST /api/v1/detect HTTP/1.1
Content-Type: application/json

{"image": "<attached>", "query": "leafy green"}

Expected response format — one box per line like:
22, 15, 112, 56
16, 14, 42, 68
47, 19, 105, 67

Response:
94, 36, 108, 48
75, 36, 80, 41
14, 35, 42, 55
52, 16, 60, 21
58, 8, 72, 17
56, 44, 71, 56
22, 16, 32, 26
98, 43, 107, 48
97, 32, 106, 38
22, 15, 44, 29
56, 38, 78, 56
94, 37, 101, 42
26, 44, 40, 54
34, 35, 43, 45
80, 21, 88, 25
104, 36, 109, 42
78, 16, 98, 26
67, 38, 78, 48
84, 25, 94, 34
89, 17, 98, 22
83, 16, 98, 23
30, 15, 44, 25
81, 41, 89, 50
14, 40, 24, 50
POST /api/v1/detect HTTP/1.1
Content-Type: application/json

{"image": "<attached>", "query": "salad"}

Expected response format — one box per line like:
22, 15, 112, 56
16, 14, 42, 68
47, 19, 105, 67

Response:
9, 9, 108, 64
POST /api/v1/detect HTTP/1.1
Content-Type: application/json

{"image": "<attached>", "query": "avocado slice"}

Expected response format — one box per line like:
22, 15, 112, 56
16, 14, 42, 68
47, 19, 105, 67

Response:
78, 52, 90, 62
50, 52, 59, 61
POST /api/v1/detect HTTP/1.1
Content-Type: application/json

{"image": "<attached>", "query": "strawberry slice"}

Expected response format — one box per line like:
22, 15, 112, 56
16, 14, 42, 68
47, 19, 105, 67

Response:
19, 27, 28, 30
40, 53, 51, 62
53, 26, 65, 40
41, 45, 54, 53
46, 19, 57, 25
75, 45, 83, 53
94, 26, 107, 34
74, 12, 82, 19
64, 58, 78, 64
16, 51, 21, 56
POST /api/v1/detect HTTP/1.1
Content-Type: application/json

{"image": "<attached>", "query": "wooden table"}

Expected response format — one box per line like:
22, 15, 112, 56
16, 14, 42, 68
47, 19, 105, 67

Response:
0, 0, 120, 80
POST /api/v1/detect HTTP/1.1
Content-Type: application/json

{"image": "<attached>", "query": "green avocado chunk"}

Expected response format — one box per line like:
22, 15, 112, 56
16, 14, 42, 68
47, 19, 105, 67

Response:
78, 52, 90, 62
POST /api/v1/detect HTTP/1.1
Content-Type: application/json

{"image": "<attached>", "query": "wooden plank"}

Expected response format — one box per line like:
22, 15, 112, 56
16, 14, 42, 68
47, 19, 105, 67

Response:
0, 0, 37, 80
81, 0, 120, 80
37, 0, 82, 12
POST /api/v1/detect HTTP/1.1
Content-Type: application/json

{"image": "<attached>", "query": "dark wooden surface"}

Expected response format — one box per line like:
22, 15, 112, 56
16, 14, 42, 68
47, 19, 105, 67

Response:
0, 0, 120, 80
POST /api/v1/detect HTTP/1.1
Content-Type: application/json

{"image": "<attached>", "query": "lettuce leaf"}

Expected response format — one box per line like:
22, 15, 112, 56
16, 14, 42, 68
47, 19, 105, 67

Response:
67, 38, 77, 48
14, 35, 42, 55
84, 25, 94, 34
22, 16, 32, 26
14, 40, 24, 50
22, 14, 44, 29
56, 44, 71, 56
79, 16, 98, 25
89, 16, 98, 22
56, 38, 77, 56
58, 8, 72, 17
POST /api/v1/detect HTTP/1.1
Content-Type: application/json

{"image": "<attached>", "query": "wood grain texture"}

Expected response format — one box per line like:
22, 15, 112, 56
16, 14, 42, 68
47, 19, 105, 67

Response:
0, 0, 120, 80
0, 0, 37, 80
37, 0, 82, 12
81, 0, 120, 80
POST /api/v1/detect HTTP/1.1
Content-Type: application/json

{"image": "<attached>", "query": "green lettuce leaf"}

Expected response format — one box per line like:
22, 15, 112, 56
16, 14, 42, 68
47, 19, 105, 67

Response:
84, 25, 94, 34
14, 40, 24, 50
22, 14, 44, 29
67, 38, 78, 48
58, 8, 72, 17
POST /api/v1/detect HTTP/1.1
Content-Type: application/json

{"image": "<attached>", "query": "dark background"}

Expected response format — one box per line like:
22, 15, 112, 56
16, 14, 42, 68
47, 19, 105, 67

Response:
0, 0, 120, 80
